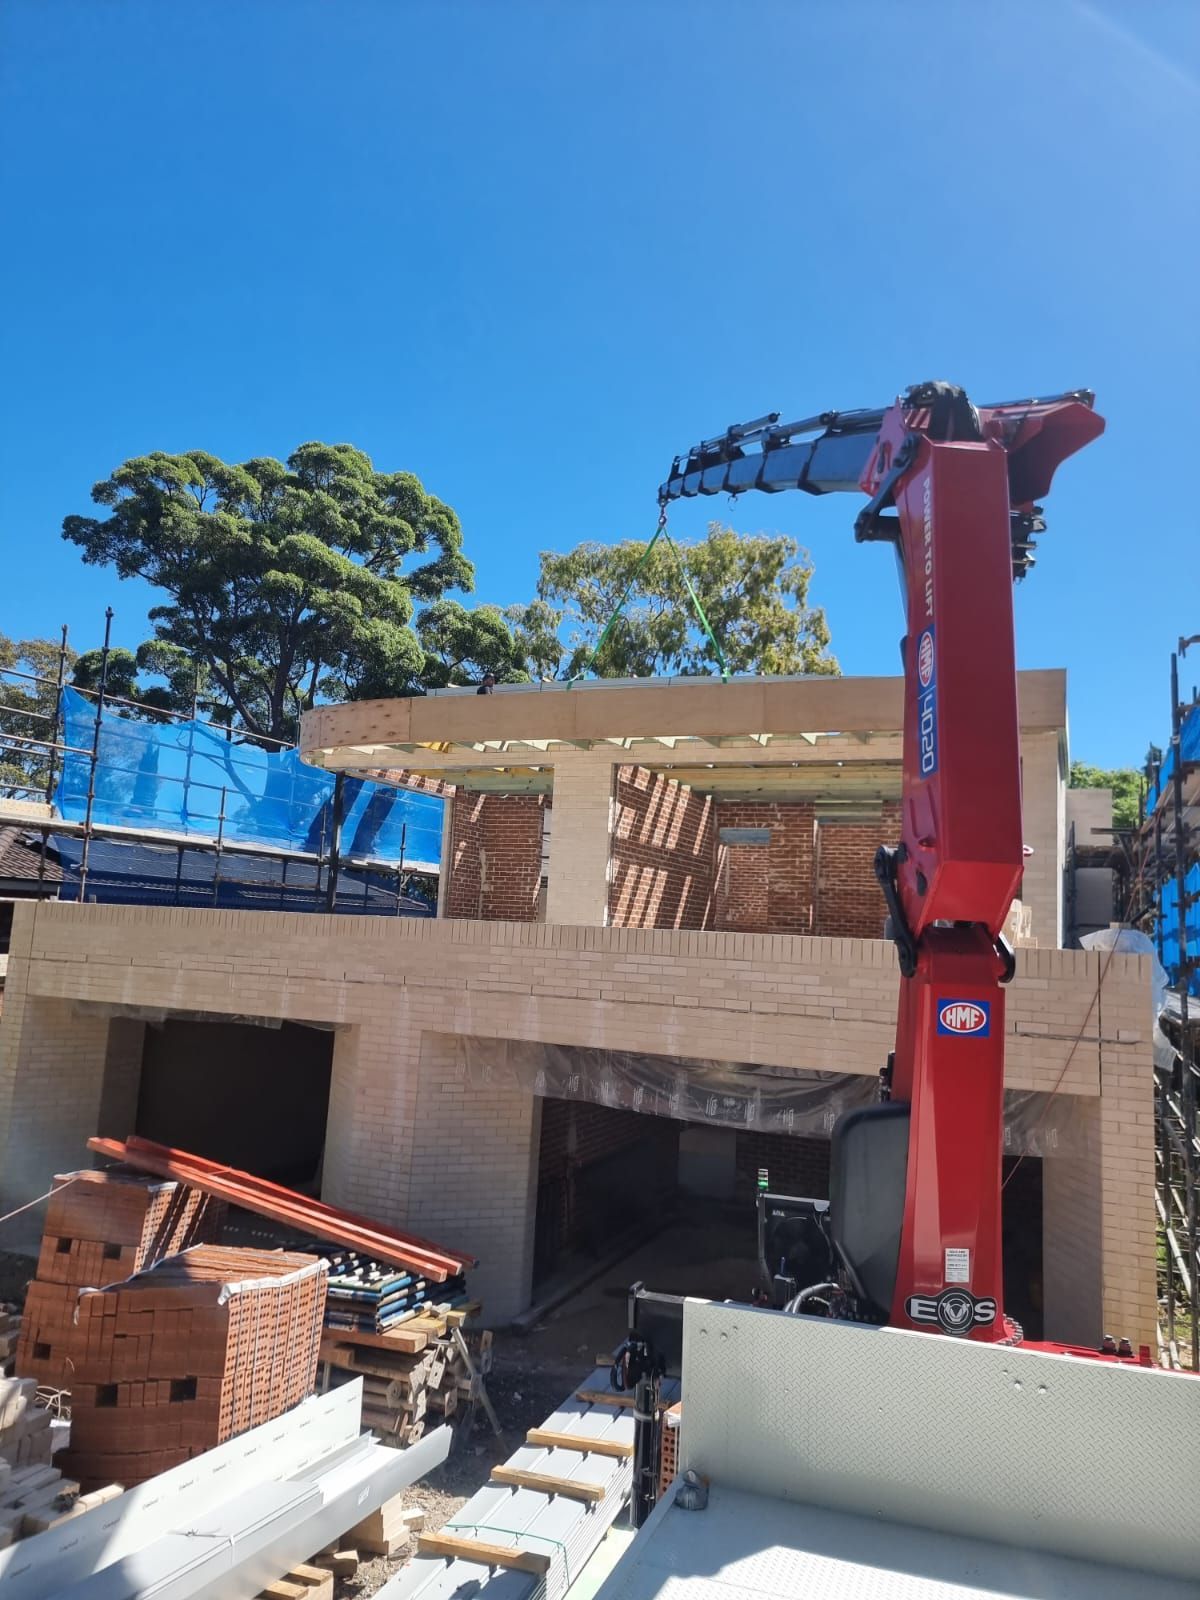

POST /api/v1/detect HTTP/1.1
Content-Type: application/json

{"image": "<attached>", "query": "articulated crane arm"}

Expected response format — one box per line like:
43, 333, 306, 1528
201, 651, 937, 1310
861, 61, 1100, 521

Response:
661, 382, 1104, 1344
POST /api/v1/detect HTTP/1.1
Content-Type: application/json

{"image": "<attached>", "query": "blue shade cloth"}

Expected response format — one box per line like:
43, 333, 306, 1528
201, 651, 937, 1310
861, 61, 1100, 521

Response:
1147, 701, 1200, 812
54, 687, 443, 868
1157, 866, 1200, 997
1145, 701, 1200, 996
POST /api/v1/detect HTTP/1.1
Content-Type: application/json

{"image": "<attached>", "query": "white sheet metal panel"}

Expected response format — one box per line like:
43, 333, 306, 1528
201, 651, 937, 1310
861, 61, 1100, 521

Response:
0, 1383, 368, 1599
382, 1372, 649, 1600
46, 1429, 451, 1599
591, 1482, 1200, 1600
679, 1300, 1200, 1583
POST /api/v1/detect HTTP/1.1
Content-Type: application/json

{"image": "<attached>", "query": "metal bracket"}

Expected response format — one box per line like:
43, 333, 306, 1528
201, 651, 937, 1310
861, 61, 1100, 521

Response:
874, 845, 918, 978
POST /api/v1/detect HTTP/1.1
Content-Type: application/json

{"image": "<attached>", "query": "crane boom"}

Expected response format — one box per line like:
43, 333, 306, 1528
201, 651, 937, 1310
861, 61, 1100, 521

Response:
658, 381, 1105, 1345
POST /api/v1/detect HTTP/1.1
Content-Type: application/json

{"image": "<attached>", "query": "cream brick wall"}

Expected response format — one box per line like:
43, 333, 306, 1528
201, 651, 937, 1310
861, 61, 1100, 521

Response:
1020, 729, 1064, 947
0, 902, 1154, 1339
544, 761, 614, 926
404, 1034, 541, 1320
97, 1018, 146, 1141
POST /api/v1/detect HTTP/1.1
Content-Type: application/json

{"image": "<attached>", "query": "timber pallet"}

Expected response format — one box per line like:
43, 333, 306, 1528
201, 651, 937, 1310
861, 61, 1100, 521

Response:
320, 1306, 496, 1449
257, 1561, 334, 1600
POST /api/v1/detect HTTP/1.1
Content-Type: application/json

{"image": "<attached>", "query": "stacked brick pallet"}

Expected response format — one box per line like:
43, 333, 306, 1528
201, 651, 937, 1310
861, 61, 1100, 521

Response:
658, 1400, 681, 1497
17, 1169, 223, 1390
59, 1245, 328, 1490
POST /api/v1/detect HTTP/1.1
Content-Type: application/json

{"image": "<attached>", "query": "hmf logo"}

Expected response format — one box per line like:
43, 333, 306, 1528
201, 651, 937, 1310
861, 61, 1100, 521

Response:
937, 1000, 991, 1037
922, 474, 934, 620
917, 624, 937, 777
917, 629, 934, 688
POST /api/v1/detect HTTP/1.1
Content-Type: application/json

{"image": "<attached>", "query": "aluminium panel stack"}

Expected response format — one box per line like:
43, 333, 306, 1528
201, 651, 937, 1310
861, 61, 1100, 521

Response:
0, 1381, 452, 1600
380, 1369, 680, 1600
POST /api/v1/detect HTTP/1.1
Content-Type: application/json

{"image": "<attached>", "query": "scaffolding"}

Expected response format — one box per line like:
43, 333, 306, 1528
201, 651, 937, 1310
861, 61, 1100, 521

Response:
1121, 636, 1200, 1369
0, 616, 440, 917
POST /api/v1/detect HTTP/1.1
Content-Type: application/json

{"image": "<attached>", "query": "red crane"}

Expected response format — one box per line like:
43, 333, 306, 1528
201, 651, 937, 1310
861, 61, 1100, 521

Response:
659, 382, 1108, 1347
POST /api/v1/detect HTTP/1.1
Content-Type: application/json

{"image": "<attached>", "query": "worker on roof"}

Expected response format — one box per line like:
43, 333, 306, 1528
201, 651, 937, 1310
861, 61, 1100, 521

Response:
477, 671, 497, 695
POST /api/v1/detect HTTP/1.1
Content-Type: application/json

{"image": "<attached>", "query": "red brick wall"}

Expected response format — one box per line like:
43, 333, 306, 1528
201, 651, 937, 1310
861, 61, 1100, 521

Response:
446, 792, 547, 922
446, 792, 484, 918
813, 801, 901, 938
734, 1131, 831, 1202
609, 766, 714, 929
713, 802, 816, 934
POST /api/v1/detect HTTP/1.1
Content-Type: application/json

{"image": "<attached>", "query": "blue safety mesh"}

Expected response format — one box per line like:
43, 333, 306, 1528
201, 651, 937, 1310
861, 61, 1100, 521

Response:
1147, 700, 1200, 812
1146, 699, 1200, 996
54, 688, 443, 868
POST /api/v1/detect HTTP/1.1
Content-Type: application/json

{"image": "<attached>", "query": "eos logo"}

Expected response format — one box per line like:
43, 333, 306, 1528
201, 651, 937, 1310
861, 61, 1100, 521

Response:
906, 1290, 997, 1335
937, 1000, 990, 1037
917, 629, 934, 688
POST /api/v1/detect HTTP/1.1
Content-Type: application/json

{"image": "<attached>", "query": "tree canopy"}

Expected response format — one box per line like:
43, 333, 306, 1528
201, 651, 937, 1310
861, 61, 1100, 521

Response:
61, 447, 839, 735
1069, 761, 1144, 830
0, 634, 76, 799
526, 522, 838, 680
63, 443, 514, 740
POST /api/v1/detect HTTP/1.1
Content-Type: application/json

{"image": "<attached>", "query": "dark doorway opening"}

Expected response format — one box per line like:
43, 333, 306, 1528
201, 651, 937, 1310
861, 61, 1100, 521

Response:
533, 1098, 681, 1288
137, 1018, 334, 1189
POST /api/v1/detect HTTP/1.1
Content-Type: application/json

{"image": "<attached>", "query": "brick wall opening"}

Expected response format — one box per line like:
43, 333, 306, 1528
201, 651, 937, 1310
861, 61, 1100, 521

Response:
710, 800, 900, 939
714, 802, 816, 934
534, 1097, 681, 1285
137, 1018, 333, 1188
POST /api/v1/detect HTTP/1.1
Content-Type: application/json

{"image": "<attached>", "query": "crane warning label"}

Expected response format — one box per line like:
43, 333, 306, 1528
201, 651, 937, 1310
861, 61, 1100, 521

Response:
944, 1248, 971, 1284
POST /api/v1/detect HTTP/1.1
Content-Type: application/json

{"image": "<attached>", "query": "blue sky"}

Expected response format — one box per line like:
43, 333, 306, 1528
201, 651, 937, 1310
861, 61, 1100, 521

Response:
1, 0, 1196, 768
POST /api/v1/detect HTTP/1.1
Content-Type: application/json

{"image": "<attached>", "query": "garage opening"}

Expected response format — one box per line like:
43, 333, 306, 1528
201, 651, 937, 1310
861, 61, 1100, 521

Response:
531, 1102, 1044, 1347
136, 1018, 334, 1188
533, 1099, 681, 1287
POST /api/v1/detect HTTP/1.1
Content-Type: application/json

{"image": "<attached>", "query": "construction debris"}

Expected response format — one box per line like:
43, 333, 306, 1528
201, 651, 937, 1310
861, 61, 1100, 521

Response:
348, 1490, 422, 1556
0, 1465, 123, 1549
0, 1377, 52, 1471
258, 1562, 335, 1600
88, 1134, 476, 1281
0, 1382, 126, 1551
0, 1305, 20, 1377
59, 1244, 328, 1489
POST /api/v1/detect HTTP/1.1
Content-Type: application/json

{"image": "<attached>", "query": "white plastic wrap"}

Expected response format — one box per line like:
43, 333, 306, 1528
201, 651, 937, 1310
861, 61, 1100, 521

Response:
452, 1035, 1085, 1156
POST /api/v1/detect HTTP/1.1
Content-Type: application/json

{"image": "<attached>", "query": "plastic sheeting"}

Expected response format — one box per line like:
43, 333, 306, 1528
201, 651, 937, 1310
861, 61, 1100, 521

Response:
54, 687, 443, 867
452, 1036, 1087, 1157
1079, 926, 1177, 1070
